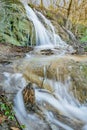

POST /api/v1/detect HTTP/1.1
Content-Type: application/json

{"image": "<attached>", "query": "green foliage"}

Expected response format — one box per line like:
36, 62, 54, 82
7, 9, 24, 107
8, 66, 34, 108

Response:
80, 29, 87, 43
77, 24, 87, 43
0, 95, 26, 129
75, 24, 87, 43
80, 36, 87, 43
78, 25, 86, 34
46, 12, 53, 19
20, 124, 26, 129
0, 0, 20, 4
0, 102, 15, 120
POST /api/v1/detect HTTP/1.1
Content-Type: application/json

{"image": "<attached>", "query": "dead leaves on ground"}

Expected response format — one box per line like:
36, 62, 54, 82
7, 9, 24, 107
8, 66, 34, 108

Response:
0, 115, 6, 124
0, 115, 20, 130
11, 127, 20, 130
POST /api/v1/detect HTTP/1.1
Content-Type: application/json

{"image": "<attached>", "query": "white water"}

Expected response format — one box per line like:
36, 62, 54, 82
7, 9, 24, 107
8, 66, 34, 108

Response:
35, 87, 87, 123
2, 1, 86, 129
35, 10, 56, 45
3, 69, 87, 130
20, 0, 72, 50
43, 111, 73, 130
12, 74, 87, 130
35, 10, 71, 49
23, 3, 52, 46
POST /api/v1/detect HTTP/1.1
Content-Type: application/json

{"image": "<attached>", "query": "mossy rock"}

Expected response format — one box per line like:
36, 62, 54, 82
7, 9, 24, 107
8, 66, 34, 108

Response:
0, 1, 36, 46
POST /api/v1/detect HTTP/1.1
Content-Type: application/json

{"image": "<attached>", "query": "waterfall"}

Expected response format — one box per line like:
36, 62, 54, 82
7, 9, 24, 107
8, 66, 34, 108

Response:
23, 3, 53, 46
35, 84, 87, 122
35, 10, 56, 45
13, 74, 87, 130
3, 57, 87, 130
20, 1, 69, 48
2, 1, 86, 130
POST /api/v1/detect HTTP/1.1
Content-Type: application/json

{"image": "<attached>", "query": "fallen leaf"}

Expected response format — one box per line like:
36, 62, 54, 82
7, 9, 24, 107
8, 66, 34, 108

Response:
11, 127, 20, 130
0, 115, 6, 124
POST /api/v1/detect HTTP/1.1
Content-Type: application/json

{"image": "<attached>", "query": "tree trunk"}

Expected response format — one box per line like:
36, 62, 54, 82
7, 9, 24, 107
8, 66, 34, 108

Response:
66, 0, 72, 29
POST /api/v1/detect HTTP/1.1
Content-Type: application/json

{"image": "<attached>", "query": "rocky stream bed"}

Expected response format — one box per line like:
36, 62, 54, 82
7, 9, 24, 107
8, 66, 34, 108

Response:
0, 43, 87, 130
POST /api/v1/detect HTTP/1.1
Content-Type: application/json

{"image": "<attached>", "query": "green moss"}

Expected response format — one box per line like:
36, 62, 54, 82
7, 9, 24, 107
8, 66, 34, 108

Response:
76, 24, 87, 42
80, 36, 87, 43
80, 28, 87, 43
46, 12, 53, 19
0, 2, 36, 46
2, 33, 21, 45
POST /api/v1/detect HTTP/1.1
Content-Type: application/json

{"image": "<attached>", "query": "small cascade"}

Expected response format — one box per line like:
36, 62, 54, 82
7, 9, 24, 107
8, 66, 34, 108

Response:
14, 89, 50, 130
1, 1, 86, 130
20, 0, 73, 51
35, 10, 71, 49
35, 82, 87, 123
11, 72, 87, 130
22, 3, 52, 46
35, 10, 56, 45
2, 55, 87, 130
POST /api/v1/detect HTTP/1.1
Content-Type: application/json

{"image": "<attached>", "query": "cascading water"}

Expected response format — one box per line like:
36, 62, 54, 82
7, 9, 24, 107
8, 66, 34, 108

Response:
35, 10, 69, 48
2, 1, 87, 130
22, 3, 53, 46
11, 73, 87, 130
35, 10, 56, 45
20, 0, 72, 51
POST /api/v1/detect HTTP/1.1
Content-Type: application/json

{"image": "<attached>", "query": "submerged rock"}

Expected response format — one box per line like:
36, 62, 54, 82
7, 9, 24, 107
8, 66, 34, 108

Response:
22, 83, 36, 111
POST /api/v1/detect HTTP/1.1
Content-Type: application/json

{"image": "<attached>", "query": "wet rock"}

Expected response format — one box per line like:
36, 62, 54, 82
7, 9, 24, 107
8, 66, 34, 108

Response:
1, 72, 26, 102
0, 43, 33, 60
40, 49, 54, 55
0, 122, 9, 130
22, 83, 36, 111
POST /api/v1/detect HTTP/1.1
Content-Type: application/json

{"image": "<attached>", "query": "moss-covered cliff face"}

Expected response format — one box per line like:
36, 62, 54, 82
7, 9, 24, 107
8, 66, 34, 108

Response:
0, 1, 36, 46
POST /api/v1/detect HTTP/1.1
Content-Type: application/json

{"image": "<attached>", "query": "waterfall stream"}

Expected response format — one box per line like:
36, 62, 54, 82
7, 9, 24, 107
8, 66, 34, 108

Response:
2, 1, 87, 130
13, 2, 87, 130
12, 72, 87, 130
20, 0, 73, 52
23, 3, 53, 46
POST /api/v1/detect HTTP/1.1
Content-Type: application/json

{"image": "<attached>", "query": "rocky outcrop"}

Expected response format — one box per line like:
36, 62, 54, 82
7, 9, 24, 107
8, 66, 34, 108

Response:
0, 1, 35, 46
